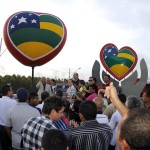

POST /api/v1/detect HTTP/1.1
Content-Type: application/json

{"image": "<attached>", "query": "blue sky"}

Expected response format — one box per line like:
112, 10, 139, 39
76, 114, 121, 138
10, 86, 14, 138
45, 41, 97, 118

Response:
0, 0, 150, 81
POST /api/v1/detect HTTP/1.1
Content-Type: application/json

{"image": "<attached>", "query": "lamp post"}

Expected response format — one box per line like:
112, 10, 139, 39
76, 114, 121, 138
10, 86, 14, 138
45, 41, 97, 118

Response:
74, 67, 81, 73
69, 68, 71, 79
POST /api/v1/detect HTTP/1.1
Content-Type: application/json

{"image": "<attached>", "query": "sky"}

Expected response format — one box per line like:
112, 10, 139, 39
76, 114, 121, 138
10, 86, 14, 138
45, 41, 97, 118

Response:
0, 0, 150, 81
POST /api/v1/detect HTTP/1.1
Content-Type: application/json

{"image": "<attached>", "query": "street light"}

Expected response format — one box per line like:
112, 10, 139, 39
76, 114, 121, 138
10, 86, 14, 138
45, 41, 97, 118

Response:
74, 67, 81, 73
69, 67, 81, 79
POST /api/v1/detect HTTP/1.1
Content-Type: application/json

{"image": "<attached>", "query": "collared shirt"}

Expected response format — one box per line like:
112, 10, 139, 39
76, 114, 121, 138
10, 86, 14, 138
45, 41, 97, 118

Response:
0, 96, 17, 126
5, 103, 40, 149
109, 110, 122, 130
96, 114, 109, 124
67, 85, 77, 96
21, 115, 56, 150
67, 120, 112, 150
53, 118, 69, 135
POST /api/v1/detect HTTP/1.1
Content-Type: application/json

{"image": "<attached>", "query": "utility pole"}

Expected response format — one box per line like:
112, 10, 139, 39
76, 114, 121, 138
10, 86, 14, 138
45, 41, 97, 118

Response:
69, 68, 70, 79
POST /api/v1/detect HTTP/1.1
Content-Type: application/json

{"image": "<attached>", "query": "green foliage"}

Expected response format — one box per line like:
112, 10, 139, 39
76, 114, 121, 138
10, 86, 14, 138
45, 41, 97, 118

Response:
0, 74, 38, 93
0, 74, 65, 94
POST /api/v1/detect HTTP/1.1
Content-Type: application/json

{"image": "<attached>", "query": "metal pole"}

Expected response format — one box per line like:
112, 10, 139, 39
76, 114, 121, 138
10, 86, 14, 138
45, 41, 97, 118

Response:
74, 67, 81, 73
32, 66, 34, 91
69, 68, 70, 79
0, 38, 2, 54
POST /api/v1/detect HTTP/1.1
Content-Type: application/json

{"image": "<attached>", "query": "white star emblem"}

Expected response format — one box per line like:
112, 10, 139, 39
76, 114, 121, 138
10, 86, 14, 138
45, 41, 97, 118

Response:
18, 16, 27, 24
10, 24, 15, 29
108, 49, 112, 53
31, 19, 37, 23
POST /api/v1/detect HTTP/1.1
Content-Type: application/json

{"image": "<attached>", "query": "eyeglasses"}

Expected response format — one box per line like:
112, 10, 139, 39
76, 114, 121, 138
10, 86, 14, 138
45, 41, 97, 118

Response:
88, 80, 93, 81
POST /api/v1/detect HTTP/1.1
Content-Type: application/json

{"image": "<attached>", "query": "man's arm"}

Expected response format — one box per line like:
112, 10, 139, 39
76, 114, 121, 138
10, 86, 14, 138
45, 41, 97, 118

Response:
104, 82, 128, 116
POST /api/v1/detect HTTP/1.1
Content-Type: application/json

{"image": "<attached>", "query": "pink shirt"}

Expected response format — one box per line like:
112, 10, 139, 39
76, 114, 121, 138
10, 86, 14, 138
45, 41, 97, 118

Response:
86, 93, 98, 101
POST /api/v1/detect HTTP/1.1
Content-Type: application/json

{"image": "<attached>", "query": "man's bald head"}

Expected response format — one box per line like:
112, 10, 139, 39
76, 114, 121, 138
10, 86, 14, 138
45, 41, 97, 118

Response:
93, 97, 104, 113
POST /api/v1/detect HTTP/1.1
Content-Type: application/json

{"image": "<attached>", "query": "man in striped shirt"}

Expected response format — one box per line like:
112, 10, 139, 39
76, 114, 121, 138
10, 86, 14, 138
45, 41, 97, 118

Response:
67, 100, 112, 150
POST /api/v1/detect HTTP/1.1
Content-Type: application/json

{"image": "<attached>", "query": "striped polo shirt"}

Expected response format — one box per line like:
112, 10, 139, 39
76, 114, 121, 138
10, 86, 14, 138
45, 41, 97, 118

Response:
67, 119, 112, 150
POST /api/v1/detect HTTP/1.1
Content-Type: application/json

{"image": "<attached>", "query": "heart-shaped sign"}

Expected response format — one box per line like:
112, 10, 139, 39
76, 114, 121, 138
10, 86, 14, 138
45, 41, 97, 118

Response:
3, 11, 67, 67
100, 43, 138, 81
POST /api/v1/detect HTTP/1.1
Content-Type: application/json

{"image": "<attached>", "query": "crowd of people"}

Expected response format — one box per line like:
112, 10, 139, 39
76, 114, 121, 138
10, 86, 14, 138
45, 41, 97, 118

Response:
0, 73, 150, 150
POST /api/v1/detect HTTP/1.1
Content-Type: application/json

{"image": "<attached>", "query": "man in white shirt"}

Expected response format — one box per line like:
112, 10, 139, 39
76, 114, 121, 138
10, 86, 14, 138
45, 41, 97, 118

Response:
93, 96, 109, 124
0, 84, 17, 150
36, 77, 52, 101
5, 88, 40, 150
66, 79, 77, 98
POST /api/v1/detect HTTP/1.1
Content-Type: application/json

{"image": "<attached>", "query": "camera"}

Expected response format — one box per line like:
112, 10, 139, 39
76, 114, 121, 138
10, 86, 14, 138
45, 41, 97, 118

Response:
72, 94, 76, 99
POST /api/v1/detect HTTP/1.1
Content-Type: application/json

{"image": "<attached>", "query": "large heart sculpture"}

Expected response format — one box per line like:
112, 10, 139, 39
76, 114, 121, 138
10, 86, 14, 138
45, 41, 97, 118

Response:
100, 43, 138, 81
3, 11, 67, 67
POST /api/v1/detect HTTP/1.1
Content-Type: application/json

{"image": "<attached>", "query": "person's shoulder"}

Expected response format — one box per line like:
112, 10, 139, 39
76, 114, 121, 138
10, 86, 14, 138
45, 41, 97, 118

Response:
98, 122, 112, 130
97, 114, 108, 118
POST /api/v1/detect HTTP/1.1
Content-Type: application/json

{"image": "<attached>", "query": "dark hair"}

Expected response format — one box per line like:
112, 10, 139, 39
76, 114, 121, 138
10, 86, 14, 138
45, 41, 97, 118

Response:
89, 84, 97, 92
74, 100, 82, 113
42, 129, 68, 150
51, 79, 56, 83
73, 100, 82, 124
145, 90, 150, 98
79, 100, 97, 120
41, 91, 49, 102
63, 100, 70, 118
42, 96, 64, 115
55, 90, 63, 98
120, 108, 150, 150
89, 76, 97, 82
79, 80, 85, 85
28, 92, 38, 102
118, 93, 126, 104
1, 84, 11, 96
104, 74, 110, 79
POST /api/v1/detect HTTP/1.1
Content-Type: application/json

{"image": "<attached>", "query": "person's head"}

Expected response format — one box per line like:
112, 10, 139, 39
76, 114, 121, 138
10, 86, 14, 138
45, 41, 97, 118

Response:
117, 108, 150, 150
41, 129, 68, 150
76, 92, 82, 101
78, 80, 85, 87
41, 91, 49, 102
73, 100, 82, 123
67, 79, 74, 87
104, 74, 110, 83
126, 95, 141, 109
93, 97, 104, 113
42, 96, 65, 122
16, 88, 28, 102
63, 79, 68, 84
55, 90, 63, 98
41, 77, 47, 84
28, 92, 39, 106
79, 100, 97, 121
73, 73, 79, 80
73, 100, 82, 114
50, 79, 56, 85
63, 100, 70, 118
141, 90, 150, 108
1, 84, 13, 97
88, 84, 97, 94
118, 93, 126, 104
46, 78, 51, 85
88, 76, 97, 85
